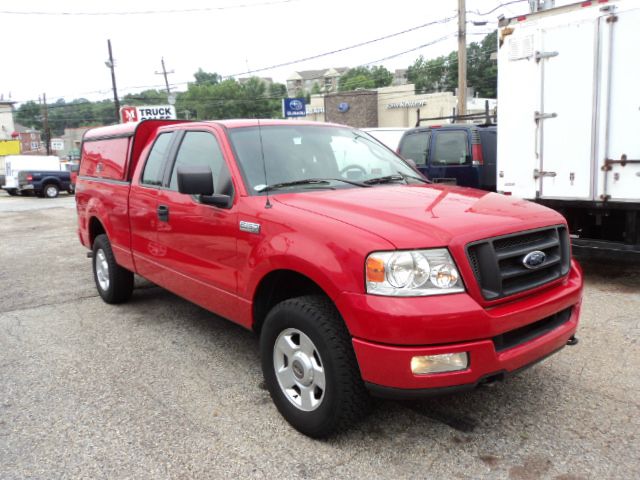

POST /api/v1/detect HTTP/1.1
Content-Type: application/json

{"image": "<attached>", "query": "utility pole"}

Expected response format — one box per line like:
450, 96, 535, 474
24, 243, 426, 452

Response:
457, 0, 467, 119
106, 39, 120, 122
40, 93, 51, 156
155, 57, 174, 102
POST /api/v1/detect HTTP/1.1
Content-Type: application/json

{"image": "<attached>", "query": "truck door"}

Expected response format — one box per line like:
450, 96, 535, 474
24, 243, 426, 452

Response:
129, 131, 176, 284
428, 129, 475, 187
154, 129, 239, 320
538, 20, 597, 200
598, 7, 640, 202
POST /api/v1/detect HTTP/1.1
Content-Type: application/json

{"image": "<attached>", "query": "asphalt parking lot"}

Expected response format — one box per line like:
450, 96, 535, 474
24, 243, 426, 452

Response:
0, 192, 638, 479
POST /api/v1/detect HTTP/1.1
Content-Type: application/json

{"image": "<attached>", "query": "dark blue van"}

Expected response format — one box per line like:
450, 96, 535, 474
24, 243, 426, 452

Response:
397, 124, 497, 191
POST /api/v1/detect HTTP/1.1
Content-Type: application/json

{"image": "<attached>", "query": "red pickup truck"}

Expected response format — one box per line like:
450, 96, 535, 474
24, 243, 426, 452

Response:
76, 119, 582, 437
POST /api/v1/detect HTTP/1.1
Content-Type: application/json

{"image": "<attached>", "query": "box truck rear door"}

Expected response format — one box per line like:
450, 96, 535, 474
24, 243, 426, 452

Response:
539, 21, 597, 200
600, 7, 640, 202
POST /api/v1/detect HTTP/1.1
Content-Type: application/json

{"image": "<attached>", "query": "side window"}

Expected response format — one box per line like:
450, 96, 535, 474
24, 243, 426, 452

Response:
398, 132, 430, 165
432, 131, 470, 166
141, 133, 173, 186
169, 131, 232, 195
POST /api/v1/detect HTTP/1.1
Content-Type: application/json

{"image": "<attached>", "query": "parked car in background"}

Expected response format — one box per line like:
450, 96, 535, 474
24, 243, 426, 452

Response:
361, 128, 409, 151
17, 169, 72, 198
76, 119, 582, 437
1, 155, 62, 196
397, 124, 497, 191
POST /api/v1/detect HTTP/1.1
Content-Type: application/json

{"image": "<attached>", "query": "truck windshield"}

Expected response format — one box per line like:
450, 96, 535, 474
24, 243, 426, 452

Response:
228, 125, 422, 194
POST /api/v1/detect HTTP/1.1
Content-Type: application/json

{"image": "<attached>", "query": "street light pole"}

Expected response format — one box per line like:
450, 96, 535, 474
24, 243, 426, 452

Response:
106, 39, 120, 122
457, 0, 467, 119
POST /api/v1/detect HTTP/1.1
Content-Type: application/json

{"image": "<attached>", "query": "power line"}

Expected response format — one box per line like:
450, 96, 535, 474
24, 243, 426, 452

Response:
0, 0, 302, 16
466, 0, 527, 17
13, 29, 497, 107
223, 15, 458, 78
23, 14, 461, 101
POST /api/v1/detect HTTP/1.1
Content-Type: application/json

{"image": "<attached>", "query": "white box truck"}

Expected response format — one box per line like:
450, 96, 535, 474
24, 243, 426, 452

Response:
1, 155, 62, 195
497, 0, 640, 257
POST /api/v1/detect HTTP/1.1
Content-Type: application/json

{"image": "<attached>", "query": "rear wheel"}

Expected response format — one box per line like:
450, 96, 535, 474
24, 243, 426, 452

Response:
260, 295, 371, 438
43, 183, 59, 198
92, 234, 134, 304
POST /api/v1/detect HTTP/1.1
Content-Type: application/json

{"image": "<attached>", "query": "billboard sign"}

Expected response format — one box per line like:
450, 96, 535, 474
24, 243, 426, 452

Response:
120, 105, 177, 123
282, 98, 306, 118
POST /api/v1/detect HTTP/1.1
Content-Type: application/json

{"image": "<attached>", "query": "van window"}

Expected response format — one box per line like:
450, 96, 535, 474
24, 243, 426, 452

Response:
399, 132, 430, 165
432, 131, 470, 165
141, 133, 172, 186
169, 132, 233, 196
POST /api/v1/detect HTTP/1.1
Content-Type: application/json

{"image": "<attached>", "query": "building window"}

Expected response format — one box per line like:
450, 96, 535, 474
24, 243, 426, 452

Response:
30, 142, 39, 150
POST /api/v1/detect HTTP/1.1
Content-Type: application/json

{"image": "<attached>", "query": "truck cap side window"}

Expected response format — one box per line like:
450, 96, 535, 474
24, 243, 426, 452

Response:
141, 133, 173, 186
399, 131, 430, 165
169, 131, 233, 196
433, 131, 470, 166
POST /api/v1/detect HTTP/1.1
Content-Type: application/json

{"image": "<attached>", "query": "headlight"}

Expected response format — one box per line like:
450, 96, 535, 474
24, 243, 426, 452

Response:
365, 249, 464, 296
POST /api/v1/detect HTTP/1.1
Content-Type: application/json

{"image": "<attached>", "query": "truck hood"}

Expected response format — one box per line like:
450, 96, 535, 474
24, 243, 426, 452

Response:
274, 184, 565, 249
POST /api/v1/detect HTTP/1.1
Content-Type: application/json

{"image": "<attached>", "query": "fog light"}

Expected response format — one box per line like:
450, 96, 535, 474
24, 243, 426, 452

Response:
411, 352, 469, 375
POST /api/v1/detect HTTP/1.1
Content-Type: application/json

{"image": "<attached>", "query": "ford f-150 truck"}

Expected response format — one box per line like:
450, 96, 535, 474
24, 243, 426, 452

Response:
17, 170, 73, 197
76, 119, 583, 437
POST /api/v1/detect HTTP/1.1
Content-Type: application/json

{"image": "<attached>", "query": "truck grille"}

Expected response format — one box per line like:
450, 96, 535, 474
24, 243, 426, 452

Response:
466, 226, 570, 300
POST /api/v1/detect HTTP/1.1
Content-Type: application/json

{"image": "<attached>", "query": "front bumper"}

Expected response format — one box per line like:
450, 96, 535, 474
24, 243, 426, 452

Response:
338, 261, 582, 393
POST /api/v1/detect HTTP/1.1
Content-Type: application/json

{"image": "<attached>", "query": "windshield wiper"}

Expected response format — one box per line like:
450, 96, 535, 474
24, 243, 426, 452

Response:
364, 172, 431, 186
397, 171, 431, 184
363, 174, 406, 185
256, 177, 370, 193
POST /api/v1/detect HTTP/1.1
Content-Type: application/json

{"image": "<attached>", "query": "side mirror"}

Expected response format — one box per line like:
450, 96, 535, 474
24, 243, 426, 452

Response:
177, 165, 232, 209
177, 165, 214, 195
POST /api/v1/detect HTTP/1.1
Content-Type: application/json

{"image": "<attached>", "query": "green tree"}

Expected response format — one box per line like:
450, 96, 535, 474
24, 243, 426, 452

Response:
338, 66, 393, 91
193, 68, 221, 85
14, 101, 42, 130
407, 31, 497, 97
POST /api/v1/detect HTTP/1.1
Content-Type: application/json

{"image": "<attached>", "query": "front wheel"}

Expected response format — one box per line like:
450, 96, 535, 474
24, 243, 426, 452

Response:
92, 234, 134, 304
260, 295, 371, 438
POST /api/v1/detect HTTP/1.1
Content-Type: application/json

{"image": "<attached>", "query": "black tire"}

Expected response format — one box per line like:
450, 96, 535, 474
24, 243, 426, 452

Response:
43, 183, 59, 198
260, 295, 371, 438
92, 234, 134, 304
6, 189, 18, 196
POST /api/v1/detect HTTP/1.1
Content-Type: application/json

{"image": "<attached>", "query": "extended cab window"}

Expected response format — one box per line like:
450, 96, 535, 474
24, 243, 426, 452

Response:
141, 133, 172, 186
432, 131, 470, 166
399, 132, 430, 165
169, 131, 233, 196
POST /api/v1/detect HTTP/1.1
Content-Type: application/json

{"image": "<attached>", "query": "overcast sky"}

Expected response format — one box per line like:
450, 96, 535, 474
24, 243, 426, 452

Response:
1, 0, 540, 105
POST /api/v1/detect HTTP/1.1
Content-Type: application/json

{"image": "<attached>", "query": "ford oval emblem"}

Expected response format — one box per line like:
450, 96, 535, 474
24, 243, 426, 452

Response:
289, 99, 304, 111
338, 102, 350, 113
522, 250, 546, 269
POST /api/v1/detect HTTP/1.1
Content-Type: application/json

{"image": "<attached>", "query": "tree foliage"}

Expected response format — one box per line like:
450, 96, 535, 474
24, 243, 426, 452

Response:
14, 69, 288, 134
338, 66, 393, 91
407, 30, 497, 97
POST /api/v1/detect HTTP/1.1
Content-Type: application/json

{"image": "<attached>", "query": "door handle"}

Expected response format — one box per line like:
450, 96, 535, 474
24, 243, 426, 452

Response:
157, 204, 169, 222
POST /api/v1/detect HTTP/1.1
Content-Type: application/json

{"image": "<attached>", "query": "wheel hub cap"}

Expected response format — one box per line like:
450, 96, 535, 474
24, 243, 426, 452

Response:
273, 328, 326, 412
95, 249, 110, 291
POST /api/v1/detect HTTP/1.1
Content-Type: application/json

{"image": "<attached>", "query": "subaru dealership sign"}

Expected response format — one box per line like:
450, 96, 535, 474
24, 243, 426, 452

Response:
283, 98, 306, 118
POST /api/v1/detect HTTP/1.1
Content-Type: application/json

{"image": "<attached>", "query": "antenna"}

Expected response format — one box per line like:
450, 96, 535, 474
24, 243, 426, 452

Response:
257, 118, 272, 209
